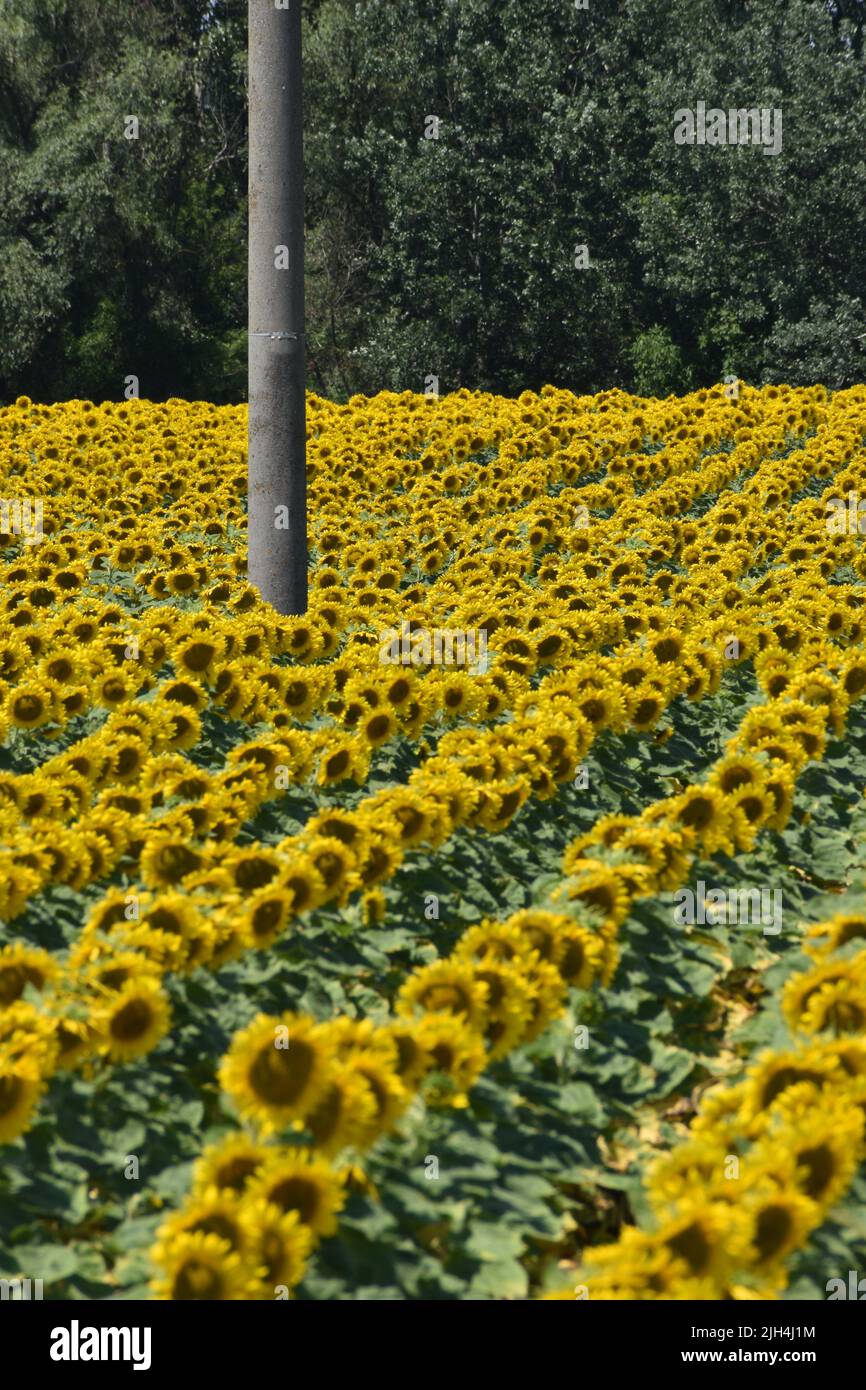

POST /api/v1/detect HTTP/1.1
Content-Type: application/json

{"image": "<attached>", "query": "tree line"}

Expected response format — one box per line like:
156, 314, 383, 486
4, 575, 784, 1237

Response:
1, 0, 864, 404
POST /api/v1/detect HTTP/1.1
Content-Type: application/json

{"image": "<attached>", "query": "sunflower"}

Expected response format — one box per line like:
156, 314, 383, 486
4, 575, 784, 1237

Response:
805, 912, 866, 958
575, 684, 627, 734
644, 1135, 734, 1210
302, 835, 358, 906
316, 735, 365, 787
378, 791, 439, 847
302, 809, 366, 853
411, 1013, 488, 1106
739, 1047, 840, 1128
560, 861, 631, 930
378, 1020, 434, 1090
236, 886, 294, 951
618, 825, 693, 893
768, 1103, 863, 1210
786, 672, 848, 737
175, 636, 224, 681
246, 1148, 346, 1237
242, 1199, 314, 1297
657, 1198, 749, 1287
275, 854, 326, 916
472, 958, 535, 1061
192, 1133, 272, 1196
91, 978, 171, 1062
633, 680, 674, 731
0, 1053, 45, 1144
219, 1014, 337, 1134
344, 1049, 411, 1148
396, 959, 490, 1029
468, 776, 532, 833
225, 848, 281, 894
159, 704, 202, 751
667, 785, 735, 855
151, 1230, 254, 1301
304, 1065, 379, 1156
0, 943, 60, 1006
782, 950, 865, 1025
739, 1182, 821, 1274
51, 1016, 95, 1071
762, 765, 797, 832
499, 909, 564, 963
359, 706, 398, 747
8, 681, 58, 729
157, 1186, 249, 1256
551, 922, 606, 990
709, 753, 769, 798
140, 834, 203, 889
161, 678, 208, 712
84, 947, 162, 994
108, 734, 149, 783
517, 956, 570, 1040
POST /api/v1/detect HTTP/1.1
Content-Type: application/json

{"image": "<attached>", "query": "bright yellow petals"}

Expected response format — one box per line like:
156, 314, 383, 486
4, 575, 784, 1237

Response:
219, 1015, 336, 1134
91, 978, 171, 1062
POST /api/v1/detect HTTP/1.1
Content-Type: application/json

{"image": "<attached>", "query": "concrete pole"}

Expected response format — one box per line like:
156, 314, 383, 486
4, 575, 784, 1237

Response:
248, 0, 308, 614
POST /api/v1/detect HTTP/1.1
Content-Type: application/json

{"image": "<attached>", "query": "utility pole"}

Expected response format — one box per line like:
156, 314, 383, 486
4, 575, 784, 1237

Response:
248, 0, 308, 614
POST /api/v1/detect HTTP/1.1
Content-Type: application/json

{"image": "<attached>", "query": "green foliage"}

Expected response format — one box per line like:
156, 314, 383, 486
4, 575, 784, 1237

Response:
1, 0, 865, 402
630, 327, 694, 398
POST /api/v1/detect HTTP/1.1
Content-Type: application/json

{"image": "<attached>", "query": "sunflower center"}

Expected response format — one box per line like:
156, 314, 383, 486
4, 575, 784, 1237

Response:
634, 698, 659, 725
183, 642, 216, 672
476, 970, 505, 1009
110, 999, 155, 1042
261, 1231, 285, 1281
666, 1220, 711, 1275
0, 1075, 23, 1117
155, 844, 201, 883
252, 900, 284, 937
523, 926, 555, 959
189, 1214, 241, 1249
250, 1040, 314, 1105
393, 1034, 421, 1077
235, 858, 279, 891
419, 983, 469, 1015
267, 1177, 319, 1225
679, 796, 715, 831
13, 695, 43, 722
217, 1157, 261, 1192
430, 1043, 455, 1072
173, 1261, 223, 1300
653, 637, 681, 663
559, 940, 586, 983
754, 1204, 792, 1262
579, 697, 605, 724
314, 852, 345, 888
761, 1066, 825, 1109
0, 965, 27, 1006
797, 1144, 835, 1200
575, 884, 615, 915
308, 1086, 342, 1143
324, 750, 350, 779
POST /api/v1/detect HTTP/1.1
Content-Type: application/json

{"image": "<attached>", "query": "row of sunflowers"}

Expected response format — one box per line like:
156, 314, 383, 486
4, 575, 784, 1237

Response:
1, 382, 866, 1299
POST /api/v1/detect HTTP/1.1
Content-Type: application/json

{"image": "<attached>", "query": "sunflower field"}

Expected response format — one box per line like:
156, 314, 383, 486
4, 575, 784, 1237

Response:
2, 382, 866, 1302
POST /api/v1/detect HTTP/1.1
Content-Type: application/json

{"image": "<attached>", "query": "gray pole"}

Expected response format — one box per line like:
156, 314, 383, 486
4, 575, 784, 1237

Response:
248, 0, 308, 614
